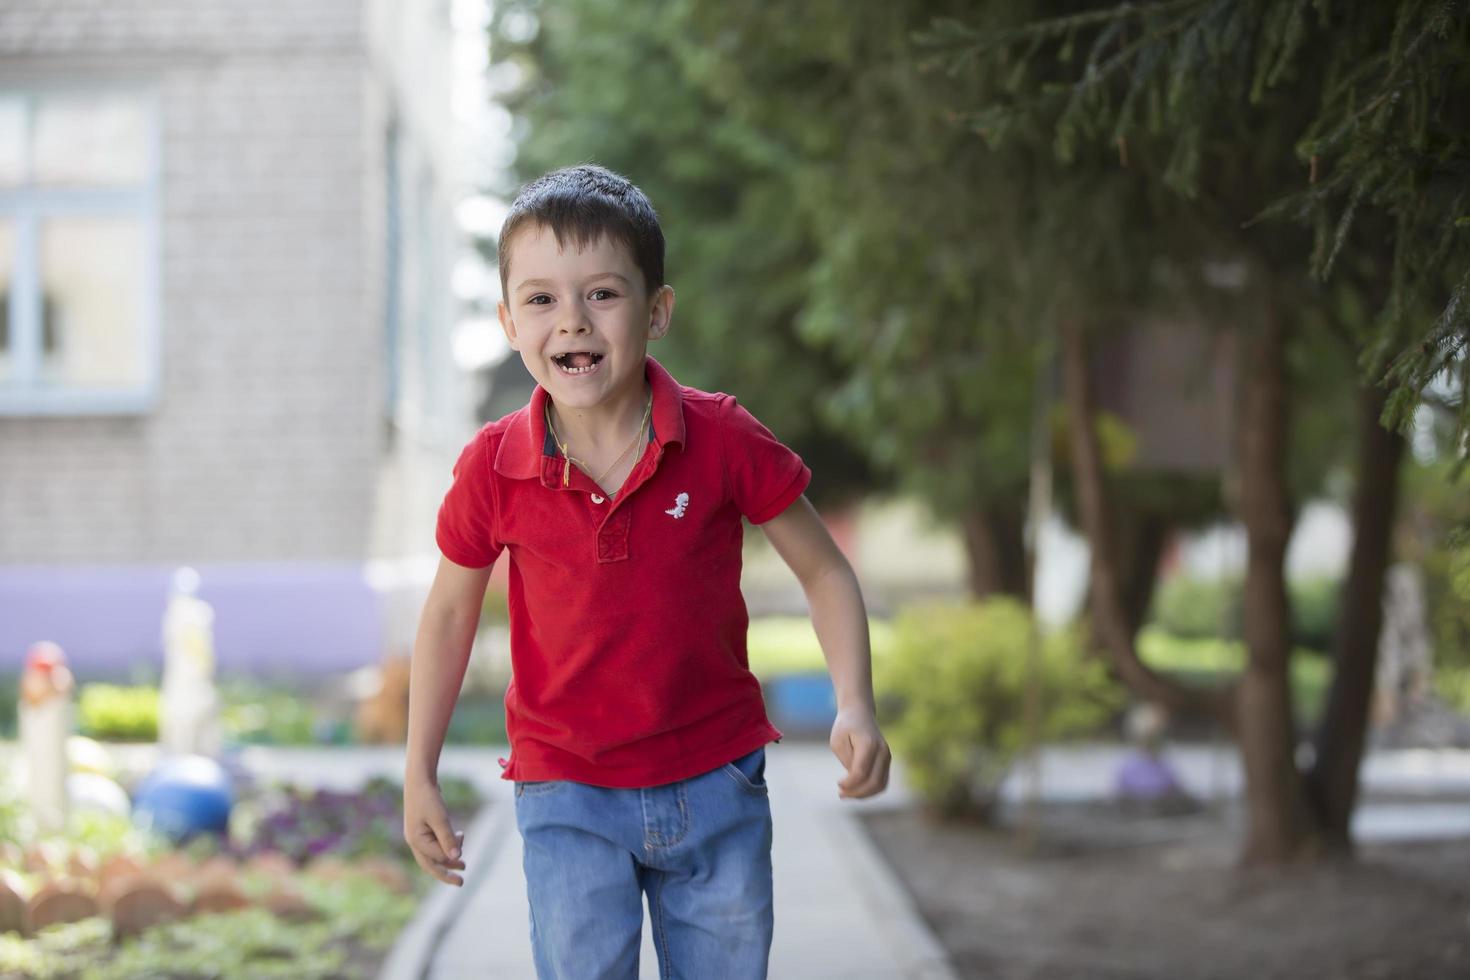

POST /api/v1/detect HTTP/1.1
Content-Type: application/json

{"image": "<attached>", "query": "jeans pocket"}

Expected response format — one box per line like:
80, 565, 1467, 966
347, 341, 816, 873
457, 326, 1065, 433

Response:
515, 780, 563, 798
721, 747, 768, 796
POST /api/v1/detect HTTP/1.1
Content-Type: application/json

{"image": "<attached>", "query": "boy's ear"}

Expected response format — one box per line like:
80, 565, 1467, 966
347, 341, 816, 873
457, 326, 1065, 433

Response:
648, 285, 674, 341
497, 300, 519, 350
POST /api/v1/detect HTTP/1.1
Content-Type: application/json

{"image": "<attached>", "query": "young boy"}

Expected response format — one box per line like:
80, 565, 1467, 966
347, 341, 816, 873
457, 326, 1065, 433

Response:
402, 164, 890, 979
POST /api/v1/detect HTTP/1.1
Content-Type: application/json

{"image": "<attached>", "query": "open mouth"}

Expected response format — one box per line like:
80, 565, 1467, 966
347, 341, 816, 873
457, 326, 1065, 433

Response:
553, 352, 604, 376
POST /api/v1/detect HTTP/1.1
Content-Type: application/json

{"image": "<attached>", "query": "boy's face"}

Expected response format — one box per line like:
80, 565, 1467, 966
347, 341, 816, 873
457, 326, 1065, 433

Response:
498, 223, 673, 415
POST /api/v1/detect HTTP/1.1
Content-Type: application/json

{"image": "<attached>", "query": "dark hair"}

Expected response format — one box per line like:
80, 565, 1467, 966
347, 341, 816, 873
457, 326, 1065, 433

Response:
497, 164, 665, 299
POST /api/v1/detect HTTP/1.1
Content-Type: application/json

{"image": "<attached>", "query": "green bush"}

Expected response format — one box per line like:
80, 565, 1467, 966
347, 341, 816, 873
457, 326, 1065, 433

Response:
875, 598, 1123, 821
218, 678, 319, 745
1426, 528, 1470, 673
1151, 576, 1244, 641
1149, 574, 1342, 654
1435, 665, 1470, 714
0, 673, 16, 738
75, 679, 334, 746
77, 684, 160, 741
1289, 576, 1341, 653
445, 697, 509, 744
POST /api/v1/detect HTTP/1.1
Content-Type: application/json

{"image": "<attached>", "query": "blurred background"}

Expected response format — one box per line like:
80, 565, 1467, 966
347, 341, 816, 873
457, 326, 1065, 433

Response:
1, 1, 1468, 977
2, 0, 1464, 769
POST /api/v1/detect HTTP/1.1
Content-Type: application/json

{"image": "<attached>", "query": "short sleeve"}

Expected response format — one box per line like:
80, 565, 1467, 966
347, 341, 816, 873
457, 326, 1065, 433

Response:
434, 430, 504, 568
719, 394, 812, 524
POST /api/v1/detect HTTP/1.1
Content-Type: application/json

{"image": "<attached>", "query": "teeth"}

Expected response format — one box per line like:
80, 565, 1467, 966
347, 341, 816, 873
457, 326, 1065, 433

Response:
555, 353, 601, 375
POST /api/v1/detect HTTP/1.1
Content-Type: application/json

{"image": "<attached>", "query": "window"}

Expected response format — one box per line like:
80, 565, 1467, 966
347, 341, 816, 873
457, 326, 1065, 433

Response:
0, 86, 159, 415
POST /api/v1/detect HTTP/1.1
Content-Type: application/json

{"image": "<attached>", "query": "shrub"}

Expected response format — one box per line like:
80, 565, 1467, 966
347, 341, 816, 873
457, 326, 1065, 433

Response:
218, 679, 319, 745
77, 684, 160, 741
1151, 576, 1244, 641
1435, 665, 1470, 715
0, 674, 16, 739
444, 697, 508, 744
1149, 574, 1342, 654
77, 679, 336, 746
1425, 528, 1470, 673
875, 598, 1123, 821
1288, 576, 1342, 653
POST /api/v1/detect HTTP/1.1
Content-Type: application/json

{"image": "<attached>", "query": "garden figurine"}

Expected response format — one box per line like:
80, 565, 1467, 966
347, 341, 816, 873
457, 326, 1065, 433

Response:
159, 566, 221, 757
19, 641, 73, 833
1114, 702, 1198, 816
403, 165, 891, 979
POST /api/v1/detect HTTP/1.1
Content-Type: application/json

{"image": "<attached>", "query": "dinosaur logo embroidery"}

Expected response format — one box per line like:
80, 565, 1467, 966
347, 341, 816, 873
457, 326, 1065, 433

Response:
665, 492, 689, 519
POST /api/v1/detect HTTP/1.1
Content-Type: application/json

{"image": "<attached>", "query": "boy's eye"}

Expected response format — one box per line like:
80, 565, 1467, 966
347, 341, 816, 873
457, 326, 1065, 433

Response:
527, 295, 551, 305
590, 288, 617, 301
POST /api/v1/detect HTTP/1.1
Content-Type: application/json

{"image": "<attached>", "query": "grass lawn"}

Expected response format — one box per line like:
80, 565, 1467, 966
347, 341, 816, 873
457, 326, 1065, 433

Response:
745, 616, 895, 681
1136, 626, 1332, 727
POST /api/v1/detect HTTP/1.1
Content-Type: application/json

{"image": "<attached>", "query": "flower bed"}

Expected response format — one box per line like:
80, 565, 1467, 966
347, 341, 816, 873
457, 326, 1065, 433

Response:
0, 773, 481, 979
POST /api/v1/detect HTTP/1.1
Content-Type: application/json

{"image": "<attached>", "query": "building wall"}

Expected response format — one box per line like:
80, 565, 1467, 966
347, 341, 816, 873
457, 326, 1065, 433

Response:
362, 0, 487, 656
0, 1, 382, 564
0, 1, 470, 675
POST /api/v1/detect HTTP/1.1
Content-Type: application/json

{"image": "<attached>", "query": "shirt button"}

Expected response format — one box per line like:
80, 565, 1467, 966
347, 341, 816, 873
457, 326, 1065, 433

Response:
591, 494, 605, 504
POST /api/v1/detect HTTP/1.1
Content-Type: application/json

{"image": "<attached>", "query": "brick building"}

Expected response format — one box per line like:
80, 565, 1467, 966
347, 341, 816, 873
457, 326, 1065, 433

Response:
0, 0, 479, 675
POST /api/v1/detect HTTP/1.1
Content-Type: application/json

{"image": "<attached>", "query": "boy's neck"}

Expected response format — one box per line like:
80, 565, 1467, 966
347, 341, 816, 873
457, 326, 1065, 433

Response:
547, 380, 653, 454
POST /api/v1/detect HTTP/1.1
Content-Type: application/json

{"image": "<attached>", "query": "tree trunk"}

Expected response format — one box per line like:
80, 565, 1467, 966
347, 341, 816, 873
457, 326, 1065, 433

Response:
1304, 382, 1406, 852
961, 503, 1030, 601
1119, 510, 1169, 637
1080, 508, 1170, 668
1081, 506, 1171, 641
1060, 320, 1231, 721
1235, 304, 1315, 865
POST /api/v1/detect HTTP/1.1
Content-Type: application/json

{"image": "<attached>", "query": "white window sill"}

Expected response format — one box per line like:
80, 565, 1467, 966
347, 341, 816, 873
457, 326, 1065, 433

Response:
0, 387, 158, 416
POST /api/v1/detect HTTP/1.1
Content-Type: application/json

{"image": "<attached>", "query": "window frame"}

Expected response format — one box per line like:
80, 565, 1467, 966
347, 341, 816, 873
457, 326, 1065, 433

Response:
0, 80, 161, 416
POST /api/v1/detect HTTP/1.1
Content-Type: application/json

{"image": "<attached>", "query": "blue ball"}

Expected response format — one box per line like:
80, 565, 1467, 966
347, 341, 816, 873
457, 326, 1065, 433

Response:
133, 755, 234, 842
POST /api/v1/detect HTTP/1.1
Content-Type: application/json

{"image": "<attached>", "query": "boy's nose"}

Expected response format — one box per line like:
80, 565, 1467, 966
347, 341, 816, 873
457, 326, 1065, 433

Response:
558, 304, 593, 334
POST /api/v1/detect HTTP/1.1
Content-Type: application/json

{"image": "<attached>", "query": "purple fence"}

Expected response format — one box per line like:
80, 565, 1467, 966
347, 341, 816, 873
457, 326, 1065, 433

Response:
0, 563, 383, 679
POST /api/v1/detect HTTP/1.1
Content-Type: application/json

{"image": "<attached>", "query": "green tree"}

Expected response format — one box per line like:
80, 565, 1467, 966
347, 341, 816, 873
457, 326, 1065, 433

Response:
671, 0, 1241, 603
492, 0, 1261, 615
488, 0, 880, 510
926, 0, 1469, 861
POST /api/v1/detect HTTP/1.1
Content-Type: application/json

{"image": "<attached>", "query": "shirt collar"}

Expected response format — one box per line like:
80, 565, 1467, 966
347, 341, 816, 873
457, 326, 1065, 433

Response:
494, 354, 686, 480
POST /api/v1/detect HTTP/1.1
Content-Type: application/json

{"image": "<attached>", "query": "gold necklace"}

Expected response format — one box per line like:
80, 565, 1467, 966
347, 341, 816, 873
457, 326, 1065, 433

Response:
544, 392, 653, 490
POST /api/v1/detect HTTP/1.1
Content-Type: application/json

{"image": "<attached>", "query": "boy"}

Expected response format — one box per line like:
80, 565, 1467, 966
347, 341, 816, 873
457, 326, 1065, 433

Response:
403, 164, 890, 979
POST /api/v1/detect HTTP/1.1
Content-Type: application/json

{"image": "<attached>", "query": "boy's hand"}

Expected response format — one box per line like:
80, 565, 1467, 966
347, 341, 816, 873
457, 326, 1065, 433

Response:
831, 705, 891, 800
403, 775, 467, 886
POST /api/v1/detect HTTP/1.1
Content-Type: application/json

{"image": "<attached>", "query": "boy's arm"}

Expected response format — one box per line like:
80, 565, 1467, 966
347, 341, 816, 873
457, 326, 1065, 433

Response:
758, 495, 891, 800
403, 555, 492, 885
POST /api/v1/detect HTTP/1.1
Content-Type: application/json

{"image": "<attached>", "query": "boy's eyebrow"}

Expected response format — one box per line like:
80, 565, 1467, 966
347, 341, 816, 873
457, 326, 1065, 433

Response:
515, 272, 632, 292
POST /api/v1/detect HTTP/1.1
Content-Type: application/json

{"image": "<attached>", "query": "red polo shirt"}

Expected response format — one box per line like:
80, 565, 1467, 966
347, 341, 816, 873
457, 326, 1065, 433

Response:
434, 355, 809, 788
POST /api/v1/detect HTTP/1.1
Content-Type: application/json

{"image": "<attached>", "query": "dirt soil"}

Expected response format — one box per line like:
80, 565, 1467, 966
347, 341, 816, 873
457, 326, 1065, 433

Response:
857, 801, 1470, 980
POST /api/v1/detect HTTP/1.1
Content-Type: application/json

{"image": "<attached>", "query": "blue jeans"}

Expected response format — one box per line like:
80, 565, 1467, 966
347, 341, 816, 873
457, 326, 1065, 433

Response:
513, 745, 774, 980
